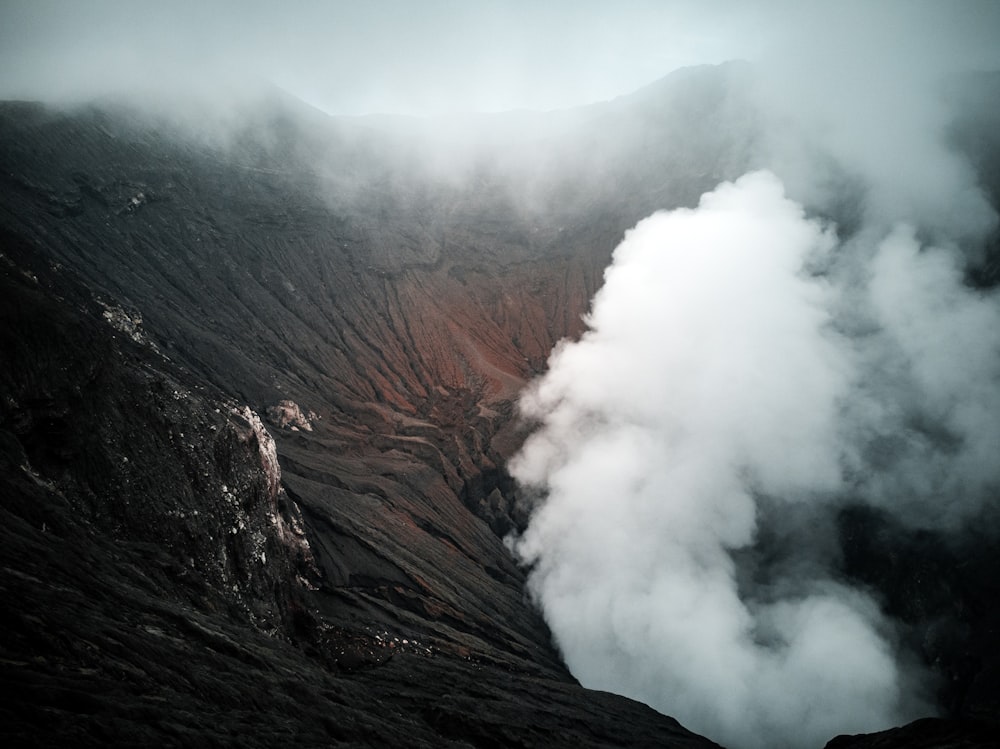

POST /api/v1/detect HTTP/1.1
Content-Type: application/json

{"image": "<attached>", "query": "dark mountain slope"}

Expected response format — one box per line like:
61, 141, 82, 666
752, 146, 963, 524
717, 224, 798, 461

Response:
0, 98, 604, 661
1, 62, 999, 748
0, 92, 729, 746
0, 242, 719, 749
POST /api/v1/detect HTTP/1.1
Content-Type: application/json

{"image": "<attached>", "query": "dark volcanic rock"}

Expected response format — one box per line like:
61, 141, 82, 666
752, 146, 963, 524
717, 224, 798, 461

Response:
825, 718, 1000, 749
0, 94, 724, 747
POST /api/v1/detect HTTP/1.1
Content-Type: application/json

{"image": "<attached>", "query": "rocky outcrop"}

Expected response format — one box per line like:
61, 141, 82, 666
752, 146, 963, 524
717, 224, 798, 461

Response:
0, 253, 318, 627
266, 399, 317, 432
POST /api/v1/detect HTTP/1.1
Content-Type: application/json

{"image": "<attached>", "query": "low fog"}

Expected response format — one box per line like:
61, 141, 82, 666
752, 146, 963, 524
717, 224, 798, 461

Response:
511, 3, 1000, 749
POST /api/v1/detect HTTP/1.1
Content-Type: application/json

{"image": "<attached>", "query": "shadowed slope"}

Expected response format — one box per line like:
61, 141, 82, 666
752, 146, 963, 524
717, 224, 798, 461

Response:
0, 92, 726, 746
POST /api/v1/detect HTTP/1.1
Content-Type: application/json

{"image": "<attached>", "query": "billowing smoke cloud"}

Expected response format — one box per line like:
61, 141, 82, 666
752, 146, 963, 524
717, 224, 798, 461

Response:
512, 168, 1000, 747
842, 226, 1000, 530
509, 8, 1000, 743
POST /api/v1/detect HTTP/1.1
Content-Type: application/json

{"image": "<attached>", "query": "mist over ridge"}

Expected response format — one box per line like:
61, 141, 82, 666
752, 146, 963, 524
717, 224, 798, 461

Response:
2, 2, 1000, 748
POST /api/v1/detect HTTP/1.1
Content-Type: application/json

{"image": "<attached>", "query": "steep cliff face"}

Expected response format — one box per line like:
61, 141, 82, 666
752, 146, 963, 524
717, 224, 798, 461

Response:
0, 96, 611, 661
1, 64, 998, 748
1, 251, 724, 748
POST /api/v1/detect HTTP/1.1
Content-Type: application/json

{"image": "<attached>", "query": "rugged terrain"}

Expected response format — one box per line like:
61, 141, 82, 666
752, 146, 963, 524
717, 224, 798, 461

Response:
1, 64, 998, 747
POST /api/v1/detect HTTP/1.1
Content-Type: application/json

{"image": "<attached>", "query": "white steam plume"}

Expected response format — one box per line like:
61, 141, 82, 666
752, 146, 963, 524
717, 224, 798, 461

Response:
512, 172, 935, 748
511, 172, 1000, 747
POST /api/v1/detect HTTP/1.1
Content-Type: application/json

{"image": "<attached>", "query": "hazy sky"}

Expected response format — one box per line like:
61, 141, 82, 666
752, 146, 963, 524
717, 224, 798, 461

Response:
2, 0, 995, 116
